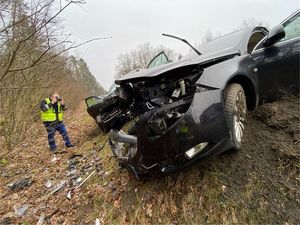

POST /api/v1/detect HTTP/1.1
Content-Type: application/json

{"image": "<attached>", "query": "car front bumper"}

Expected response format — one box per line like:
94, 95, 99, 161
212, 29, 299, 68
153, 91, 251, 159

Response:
108, 89, 232, 177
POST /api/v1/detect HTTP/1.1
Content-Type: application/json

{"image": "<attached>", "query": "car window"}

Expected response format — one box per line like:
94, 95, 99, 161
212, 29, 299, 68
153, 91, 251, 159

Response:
108, 83, 117, 94
86, 96, 102, 108
248, 30, 267, 53
254, 12, 300, 51
281, 12, 300, 41
147, 51, 169, 68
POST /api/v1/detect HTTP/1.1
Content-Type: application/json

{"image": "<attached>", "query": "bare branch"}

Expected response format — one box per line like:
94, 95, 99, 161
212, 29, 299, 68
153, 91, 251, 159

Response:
6, 37, 111, 73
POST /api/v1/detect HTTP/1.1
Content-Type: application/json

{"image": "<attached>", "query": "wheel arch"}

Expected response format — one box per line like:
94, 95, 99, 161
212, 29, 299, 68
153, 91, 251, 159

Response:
226, 75, 257, 111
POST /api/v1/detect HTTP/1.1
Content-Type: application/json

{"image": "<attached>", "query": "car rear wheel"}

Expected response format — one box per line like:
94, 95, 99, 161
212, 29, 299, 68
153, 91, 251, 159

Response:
224, 83, 247, 150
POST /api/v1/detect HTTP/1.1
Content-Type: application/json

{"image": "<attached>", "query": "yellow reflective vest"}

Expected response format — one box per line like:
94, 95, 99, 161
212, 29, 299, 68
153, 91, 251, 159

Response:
40, 98, 63, 122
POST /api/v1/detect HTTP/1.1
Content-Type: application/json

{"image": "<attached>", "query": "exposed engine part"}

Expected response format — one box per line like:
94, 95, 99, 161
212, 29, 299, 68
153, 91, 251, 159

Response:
108, 129, 137, 144
171, 88, 181, 98
148, 117, 167, 135
105, 67, 202, 141
179, 80, 186, 95
109, 130, 138, 160
109, 140, 138, 160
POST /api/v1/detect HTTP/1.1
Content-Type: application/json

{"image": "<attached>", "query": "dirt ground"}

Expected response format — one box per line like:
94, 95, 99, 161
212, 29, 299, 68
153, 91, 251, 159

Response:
0, 96, 299, 224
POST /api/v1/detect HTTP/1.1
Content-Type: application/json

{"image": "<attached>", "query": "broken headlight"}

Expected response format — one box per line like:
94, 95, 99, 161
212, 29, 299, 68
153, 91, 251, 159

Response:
196, 84, 216, 92
185, 142, 209, 159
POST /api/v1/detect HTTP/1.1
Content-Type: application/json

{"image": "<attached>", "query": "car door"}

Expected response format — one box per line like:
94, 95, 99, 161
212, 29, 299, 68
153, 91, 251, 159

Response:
252, 11, 300, 103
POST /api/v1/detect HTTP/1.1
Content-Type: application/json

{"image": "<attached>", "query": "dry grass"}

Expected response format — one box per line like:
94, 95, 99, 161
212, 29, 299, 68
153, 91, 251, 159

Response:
0, 97, 299, 224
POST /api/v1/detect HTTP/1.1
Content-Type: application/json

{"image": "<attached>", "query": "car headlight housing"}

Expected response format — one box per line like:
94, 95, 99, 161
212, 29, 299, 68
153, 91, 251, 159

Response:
195, 84, 216, 92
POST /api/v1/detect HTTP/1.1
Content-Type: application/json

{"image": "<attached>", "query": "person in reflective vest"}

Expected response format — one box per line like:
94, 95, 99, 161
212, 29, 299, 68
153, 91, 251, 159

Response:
40, 93, 74, 152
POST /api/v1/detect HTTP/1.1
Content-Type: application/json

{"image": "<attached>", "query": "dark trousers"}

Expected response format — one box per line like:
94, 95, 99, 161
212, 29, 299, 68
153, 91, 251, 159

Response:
44, 122, 71, 149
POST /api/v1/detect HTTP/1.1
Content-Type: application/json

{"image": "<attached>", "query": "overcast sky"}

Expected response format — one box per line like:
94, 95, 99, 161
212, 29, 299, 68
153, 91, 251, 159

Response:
61, 0, 300, 90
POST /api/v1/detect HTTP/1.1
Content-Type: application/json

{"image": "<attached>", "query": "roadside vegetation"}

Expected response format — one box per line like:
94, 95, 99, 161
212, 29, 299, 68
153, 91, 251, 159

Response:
0, 0, 105, 151
0, 95, 299, 224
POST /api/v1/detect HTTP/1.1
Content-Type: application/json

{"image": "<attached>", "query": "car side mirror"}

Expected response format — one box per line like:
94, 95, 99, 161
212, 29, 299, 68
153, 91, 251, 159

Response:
263, 24, 285, 47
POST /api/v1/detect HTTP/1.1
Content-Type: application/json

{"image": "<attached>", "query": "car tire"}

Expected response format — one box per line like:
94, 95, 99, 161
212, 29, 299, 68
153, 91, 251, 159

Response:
224, 83, 247, 150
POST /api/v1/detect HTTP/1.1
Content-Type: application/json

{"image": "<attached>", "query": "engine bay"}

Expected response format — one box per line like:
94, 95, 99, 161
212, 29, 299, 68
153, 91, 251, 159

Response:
103, 66, 203, 161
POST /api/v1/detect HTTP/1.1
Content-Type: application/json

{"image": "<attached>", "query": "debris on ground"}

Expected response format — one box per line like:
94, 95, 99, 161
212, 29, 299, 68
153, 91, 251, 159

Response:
0, 97, 298, 224
76, 170, 96, 188
45, 180, 52, 188
50, 157, 58, 163
47, 180, 66, 197
66, 191, 72, 200
36, 213, 45, 225
7, 177, 32, 191
95, 218, 101, 225
0, 217, 13, 225
14, 204, 29, 216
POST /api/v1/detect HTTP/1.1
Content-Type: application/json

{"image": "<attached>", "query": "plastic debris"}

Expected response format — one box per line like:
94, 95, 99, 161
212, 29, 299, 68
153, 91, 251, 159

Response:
0, 217, 12, 225
45, 180, 52, 188
51, 157, 58, 163
76, 177, 83, 184
8, 177, 32, 191
66, 191, 72, 200
95, 218, 100, 225
14, 204, 28, 216
66, 170, 77, 177
21, 143, 28, 148
37, 213, 45, 225
48, 180, 66, 196
221, 185, 227, 192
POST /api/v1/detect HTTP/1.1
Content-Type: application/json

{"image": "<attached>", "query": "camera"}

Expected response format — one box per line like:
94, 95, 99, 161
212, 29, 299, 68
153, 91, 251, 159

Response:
56, 96, 62, 101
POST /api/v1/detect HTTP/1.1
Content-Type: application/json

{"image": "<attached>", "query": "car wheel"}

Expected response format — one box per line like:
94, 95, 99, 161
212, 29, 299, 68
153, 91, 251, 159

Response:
224, 83, 247, 150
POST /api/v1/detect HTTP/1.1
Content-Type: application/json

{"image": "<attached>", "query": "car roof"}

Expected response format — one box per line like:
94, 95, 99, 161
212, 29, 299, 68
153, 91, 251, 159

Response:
194, 26, 268, 55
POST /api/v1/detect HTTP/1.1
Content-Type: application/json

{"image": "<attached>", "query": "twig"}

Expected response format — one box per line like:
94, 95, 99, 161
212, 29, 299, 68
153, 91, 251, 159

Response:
76, 170, 96, 189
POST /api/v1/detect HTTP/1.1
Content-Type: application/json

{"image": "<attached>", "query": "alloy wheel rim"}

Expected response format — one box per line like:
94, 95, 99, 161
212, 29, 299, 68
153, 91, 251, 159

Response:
234, 91, 246, 143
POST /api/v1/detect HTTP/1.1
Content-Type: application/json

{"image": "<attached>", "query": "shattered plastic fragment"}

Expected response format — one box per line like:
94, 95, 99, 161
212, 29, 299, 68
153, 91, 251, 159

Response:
76, 177, 83, 184
8, 177, 32, 191
45, 180, 52, 188
66, 191, 72, 200
221, 185, 227, 192
48, 180, 66, 195
95, 218, 100, 225
14, 204, 28, 216
37, 213, 45, 225
51, 157, 58, 163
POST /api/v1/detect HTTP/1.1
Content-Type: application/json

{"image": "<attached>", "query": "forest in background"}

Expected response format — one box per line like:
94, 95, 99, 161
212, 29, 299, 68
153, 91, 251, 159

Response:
0, 0, 105, 151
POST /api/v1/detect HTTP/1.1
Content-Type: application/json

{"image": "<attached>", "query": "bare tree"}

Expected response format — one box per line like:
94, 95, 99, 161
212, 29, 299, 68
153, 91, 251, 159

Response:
115, 42, 177, 77
237, 18, 267, 30
201, 29, 222, 44
0, 0, 88, 151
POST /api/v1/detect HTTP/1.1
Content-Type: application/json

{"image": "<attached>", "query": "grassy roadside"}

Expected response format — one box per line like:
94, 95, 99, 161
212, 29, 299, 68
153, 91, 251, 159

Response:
0, 97, 299, 224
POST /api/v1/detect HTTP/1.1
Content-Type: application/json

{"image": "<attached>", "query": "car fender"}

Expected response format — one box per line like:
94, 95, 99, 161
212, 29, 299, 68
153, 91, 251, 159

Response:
197, 55, 260, 108
198, 55, 258, 90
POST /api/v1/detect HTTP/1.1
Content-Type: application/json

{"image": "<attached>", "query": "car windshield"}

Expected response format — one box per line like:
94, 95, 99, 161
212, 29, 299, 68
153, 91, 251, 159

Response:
86, 96, 102, 108
108, 83, 117, 94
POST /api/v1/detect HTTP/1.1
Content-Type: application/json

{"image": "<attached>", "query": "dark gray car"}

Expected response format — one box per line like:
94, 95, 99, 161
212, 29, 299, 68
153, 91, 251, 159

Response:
86, 10, 300, 177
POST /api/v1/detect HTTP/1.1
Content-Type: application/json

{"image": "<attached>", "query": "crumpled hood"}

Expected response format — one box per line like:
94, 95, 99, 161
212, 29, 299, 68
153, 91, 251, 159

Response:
115, 47, 240, 84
